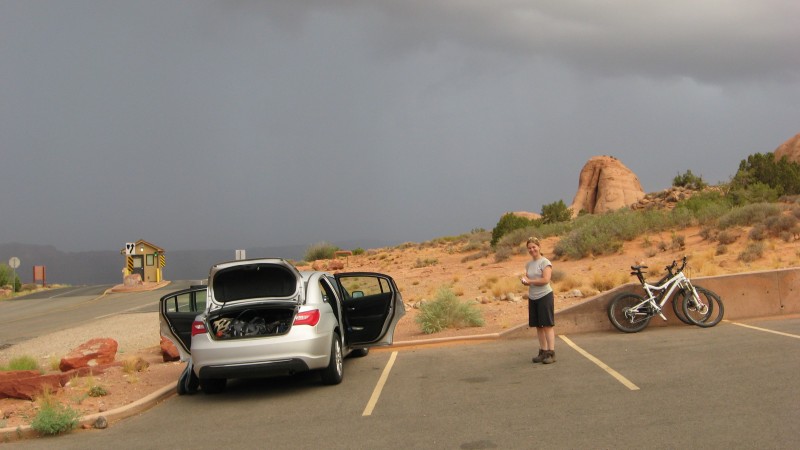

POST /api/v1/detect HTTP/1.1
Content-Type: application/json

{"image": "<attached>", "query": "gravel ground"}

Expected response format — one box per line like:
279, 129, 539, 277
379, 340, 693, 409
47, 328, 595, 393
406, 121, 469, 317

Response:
0, 312, 160, 365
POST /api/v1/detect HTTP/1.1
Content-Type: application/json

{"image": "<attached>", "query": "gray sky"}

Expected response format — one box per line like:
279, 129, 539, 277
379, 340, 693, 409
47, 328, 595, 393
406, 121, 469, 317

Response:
2, 1, 799, 253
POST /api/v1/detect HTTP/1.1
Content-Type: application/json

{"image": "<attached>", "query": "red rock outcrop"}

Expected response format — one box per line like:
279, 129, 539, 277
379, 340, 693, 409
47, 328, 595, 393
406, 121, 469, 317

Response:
160, 336, 181, 362
59, 338, 118, 372
774, 132, 800, 164
569, 155, 646, 215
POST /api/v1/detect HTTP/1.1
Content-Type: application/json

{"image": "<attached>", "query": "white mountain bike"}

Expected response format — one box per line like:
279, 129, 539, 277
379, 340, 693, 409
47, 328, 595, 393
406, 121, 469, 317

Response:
608, 256, 724, 333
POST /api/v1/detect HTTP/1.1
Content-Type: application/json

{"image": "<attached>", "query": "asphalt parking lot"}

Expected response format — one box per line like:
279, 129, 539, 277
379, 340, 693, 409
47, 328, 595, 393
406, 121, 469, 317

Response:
13, 316, 800, 449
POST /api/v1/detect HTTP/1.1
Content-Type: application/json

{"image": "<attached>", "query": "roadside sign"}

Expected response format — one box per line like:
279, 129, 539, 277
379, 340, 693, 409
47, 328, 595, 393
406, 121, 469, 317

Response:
125, 243, 135, 255
8, 257, 20, 269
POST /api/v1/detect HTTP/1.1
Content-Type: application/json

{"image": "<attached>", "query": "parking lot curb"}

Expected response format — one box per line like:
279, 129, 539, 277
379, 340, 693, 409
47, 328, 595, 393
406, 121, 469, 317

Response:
0, 382, 176, 443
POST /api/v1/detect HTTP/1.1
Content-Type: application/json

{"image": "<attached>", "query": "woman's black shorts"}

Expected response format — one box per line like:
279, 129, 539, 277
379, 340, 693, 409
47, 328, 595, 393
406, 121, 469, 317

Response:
528, 291, 555, 327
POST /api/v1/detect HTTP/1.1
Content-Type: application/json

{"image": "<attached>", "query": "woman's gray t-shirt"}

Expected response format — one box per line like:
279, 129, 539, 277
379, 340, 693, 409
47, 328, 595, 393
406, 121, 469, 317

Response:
526, 257, 553, 300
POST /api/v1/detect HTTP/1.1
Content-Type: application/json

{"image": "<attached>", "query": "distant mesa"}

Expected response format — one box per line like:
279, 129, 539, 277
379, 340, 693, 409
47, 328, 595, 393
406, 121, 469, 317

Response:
569, 155, 645, 216
774, 132, 800, 164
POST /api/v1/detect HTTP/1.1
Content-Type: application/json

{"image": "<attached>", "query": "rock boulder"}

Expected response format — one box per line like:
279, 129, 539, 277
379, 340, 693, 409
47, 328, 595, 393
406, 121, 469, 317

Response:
569, 155, 646, 215
59, 338, 118, 372
774, 132, 800, 164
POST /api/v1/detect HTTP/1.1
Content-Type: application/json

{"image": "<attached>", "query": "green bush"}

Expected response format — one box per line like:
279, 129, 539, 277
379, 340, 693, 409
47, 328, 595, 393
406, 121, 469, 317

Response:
673, 169, 707, 190
88, 385, 108, 397
1, 355, 40, 371
718, 203, 781, 229
351, 248, 365, 256
304, 241, 340, 261
0, 264, 21, 292
491, 213, 540, 247
731, 152, 800, 196
541, 200, 572, 224
675, 191, 732, 225
415, 287, 484, 334
31, 402, 81, 436
729, 183, 780, 206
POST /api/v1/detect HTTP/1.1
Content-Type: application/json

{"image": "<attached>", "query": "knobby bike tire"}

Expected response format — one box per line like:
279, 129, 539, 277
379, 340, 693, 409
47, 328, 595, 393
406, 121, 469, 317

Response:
681, 285, 724, 328
608, 293, 652, 333
671, 291, 694, 325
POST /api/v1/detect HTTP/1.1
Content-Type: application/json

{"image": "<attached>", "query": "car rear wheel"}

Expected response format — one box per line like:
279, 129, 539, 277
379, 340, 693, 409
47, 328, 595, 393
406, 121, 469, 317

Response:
200, 377, 227, 394
320, 332, 343, 385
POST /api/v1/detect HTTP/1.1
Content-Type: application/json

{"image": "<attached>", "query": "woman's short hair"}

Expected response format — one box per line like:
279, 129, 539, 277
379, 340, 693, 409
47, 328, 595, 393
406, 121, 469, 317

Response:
526, 237, 540, 247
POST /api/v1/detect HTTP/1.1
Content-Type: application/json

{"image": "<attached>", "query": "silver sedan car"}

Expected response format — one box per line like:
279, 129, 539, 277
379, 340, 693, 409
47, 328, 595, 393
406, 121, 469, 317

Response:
159, 258, 405, 394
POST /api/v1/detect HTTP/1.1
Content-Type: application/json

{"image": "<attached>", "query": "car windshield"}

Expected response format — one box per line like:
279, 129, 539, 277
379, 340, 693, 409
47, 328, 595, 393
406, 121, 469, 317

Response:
212, 263, 297, 302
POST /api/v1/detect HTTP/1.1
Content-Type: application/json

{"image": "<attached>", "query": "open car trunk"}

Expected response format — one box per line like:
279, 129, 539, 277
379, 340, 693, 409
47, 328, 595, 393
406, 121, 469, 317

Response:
207, 303, 297, 340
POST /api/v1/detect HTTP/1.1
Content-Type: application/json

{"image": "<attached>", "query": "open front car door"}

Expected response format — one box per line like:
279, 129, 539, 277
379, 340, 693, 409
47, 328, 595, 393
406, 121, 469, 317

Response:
334, 272, 405, 347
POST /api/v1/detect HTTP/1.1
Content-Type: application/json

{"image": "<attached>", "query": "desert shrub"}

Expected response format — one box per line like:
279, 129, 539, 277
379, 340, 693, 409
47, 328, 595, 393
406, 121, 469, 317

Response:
739, 242, 765, 262
413, 258, 438, 268
764, 215, 798, 236
461, 250, 490, 263
729, 183, 780, 205
716, 244, 728, 255
748, 224, 767, 241
671, 233, 686, 250
491, 213, 540, 247
352, 248, 365, 256
718, 203, 781, 229
494, 246, 514, 262
88, 385, 108, 397
717, 230, 739, 245
675, 190, 732, 225
699, 227, 716, 241
415, 287, 484, 334
541, 200, 572, 224
0, 264, 21, 292
673, 169, 707, 190
31, 397, 81, 436
304, 241, 340, 261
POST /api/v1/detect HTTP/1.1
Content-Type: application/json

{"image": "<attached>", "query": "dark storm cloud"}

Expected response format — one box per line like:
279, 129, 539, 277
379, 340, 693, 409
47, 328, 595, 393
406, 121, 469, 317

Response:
1, 1, 798, 254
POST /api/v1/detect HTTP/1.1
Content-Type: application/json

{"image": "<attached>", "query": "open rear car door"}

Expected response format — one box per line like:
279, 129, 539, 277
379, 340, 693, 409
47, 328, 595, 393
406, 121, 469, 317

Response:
159, 286, 207, 361
334, 272, 405, 347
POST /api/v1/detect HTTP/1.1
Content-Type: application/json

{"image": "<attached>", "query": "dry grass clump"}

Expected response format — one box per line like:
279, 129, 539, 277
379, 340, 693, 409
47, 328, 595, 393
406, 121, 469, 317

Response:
590, 271, 629, 292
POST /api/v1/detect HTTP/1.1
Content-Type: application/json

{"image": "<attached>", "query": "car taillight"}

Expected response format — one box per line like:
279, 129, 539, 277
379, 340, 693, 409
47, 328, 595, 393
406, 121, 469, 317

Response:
293, 309, 320, 326
191, 320, 207, 336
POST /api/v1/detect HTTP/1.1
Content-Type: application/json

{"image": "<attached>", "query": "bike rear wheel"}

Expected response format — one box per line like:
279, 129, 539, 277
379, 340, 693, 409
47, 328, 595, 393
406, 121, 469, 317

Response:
608, 293, 652, 333
681, 285, 724, 328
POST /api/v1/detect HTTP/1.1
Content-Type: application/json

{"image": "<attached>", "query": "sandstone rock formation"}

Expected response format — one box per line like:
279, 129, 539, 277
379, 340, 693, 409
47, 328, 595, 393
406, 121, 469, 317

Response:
774, 132, 800, 164
59, 337, 118, 372
569, 155, 646, 215
510, 211, 542, 221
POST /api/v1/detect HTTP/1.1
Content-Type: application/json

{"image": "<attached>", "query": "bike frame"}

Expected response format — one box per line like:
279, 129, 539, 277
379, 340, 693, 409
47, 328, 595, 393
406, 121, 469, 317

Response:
631, 270, 698, 321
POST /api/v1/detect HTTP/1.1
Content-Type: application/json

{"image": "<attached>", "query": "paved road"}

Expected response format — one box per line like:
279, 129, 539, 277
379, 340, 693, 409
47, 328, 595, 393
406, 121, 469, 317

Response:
11, 316, 800, 449
0, 281, 196, 349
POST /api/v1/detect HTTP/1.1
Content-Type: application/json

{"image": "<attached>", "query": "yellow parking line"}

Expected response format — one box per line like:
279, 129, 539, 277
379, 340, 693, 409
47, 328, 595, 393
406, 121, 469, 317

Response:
727, 321, 800, 339
559, 335, 640, 391
362, 351, 398, 416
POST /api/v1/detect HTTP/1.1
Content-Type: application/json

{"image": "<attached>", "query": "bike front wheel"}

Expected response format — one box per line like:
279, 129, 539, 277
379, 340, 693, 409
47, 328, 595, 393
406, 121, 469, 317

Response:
608, 293, 652, 333
681, 285, 724, 328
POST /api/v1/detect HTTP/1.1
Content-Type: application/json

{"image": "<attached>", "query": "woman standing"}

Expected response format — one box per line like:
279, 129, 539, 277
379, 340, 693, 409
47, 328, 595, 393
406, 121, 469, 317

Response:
521, 237, 556, 364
